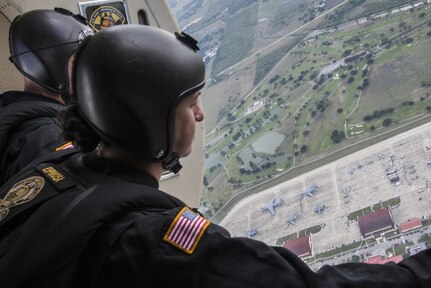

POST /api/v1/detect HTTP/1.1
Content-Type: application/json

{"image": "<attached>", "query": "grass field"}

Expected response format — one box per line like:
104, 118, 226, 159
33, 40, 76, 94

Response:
200, 1, 431, 216
321, 0, 414, 28
211, 4, 259, 75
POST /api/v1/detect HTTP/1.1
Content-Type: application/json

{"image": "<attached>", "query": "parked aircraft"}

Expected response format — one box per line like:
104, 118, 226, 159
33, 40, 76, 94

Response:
261, 197, 283, 216
300, 184, 318, 199
314, 204, 326, 215
287, 213, 300, 225
244, 229, 258, 238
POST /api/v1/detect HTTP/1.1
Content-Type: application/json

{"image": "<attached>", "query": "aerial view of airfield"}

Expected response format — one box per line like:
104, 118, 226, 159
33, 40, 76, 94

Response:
171, 0, 431, 268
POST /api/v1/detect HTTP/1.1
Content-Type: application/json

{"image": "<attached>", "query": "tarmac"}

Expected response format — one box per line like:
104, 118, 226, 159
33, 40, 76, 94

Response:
220, 122, 431, 254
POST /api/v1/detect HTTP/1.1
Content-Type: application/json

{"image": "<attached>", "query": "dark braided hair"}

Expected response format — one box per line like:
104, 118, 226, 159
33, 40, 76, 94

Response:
59, 35, 100, 152
59, 104, 100, 152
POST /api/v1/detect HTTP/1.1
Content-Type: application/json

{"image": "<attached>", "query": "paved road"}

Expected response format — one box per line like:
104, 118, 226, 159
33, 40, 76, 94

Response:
309, 226, 431, 270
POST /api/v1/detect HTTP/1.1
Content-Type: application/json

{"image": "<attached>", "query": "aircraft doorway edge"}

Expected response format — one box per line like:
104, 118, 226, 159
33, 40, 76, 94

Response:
0, 0, 205, 207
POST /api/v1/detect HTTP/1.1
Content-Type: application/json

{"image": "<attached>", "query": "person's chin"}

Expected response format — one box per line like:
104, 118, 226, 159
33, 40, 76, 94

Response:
180, 148, 192, 158
172, 147, 190, 159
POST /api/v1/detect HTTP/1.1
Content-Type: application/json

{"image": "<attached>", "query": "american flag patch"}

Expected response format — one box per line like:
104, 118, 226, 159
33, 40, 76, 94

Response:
164, 207, 210, 254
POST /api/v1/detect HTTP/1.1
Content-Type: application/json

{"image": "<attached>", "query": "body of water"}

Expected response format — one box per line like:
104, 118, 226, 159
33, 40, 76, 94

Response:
252, 131, 285, 154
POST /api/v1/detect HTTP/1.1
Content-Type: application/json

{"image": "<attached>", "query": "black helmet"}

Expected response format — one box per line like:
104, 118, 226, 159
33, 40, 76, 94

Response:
74, 25, 205, 171
9, 8, 93, 94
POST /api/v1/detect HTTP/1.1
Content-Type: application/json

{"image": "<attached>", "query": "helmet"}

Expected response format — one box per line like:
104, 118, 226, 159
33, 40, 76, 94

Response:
9, 8, 93, 94
74, 25, 205, 170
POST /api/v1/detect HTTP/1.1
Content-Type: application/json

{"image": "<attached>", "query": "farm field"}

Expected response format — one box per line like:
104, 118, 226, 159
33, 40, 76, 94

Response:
170, 0, 431, 218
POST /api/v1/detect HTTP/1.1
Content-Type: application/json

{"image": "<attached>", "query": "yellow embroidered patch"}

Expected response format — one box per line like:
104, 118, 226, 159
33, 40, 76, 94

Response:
41, 166, 65, 183
164, 207, 210, 254
0, 176, 45, 222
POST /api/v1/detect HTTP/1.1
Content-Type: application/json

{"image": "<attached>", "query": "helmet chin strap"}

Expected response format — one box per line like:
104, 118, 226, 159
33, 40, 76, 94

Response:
161, 153, 182, 174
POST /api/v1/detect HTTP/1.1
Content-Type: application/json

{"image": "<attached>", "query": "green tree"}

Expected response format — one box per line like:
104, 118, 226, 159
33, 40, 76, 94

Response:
300, 145, 307, 153
382, 118, 392, 126
330, 130, 345, 143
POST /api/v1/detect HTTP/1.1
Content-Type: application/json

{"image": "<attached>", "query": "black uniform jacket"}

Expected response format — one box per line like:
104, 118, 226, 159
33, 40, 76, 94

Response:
0, 91, 69, 185
0, 151, 430, 288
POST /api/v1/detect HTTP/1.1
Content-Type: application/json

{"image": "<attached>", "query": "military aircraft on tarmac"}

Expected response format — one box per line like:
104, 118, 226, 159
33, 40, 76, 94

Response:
300, 184, 318, 199
287, 213, 300, 225
314, 204, 327, 215
244, 228, 258, 238
261, 197, 284, 216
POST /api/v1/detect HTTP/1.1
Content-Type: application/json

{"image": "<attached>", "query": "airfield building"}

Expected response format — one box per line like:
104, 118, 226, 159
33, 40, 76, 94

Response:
283, 235, 313, 259
363, 255, 403, 264
358, 208, 395, 239
399, 218, 423, 233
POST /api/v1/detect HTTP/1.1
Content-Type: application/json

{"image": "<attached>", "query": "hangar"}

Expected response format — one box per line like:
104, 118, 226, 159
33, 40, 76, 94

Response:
283, 235, 313, 259
358, 208, 395, 239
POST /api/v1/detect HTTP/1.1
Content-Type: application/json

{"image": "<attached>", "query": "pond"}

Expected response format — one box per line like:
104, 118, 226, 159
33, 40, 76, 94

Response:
252, 131, 285, 154
239, 148, 263, 170
238, 146, 290, 171
272, 107, 283, 116
205, 151, 225, 169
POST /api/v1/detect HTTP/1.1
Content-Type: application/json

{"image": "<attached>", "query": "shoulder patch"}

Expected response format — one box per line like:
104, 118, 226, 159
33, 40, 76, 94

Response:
164, 207, 210, 254
36, 163, 76, 191
0, 176, 45, 222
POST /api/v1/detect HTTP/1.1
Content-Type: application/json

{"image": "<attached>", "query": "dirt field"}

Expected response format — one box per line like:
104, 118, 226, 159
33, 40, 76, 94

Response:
220, 122, 431, 253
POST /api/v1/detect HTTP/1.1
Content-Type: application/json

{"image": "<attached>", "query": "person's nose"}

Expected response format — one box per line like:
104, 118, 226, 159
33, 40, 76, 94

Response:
194, 104, 204, 122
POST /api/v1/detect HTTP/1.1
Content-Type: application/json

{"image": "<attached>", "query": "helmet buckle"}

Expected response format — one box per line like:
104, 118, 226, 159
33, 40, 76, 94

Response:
161, 153, 182, 174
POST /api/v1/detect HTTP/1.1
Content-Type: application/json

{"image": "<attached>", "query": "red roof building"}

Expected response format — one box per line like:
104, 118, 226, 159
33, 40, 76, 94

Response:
399, 218, 422, 233
283, 235, 313, 259
363, 255, 403, 264
358, 208, 395, 238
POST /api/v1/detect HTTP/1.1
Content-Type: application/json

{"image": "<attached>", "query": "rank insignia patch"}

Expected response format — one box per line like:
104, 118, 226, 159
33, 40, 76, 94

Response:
55, 141, 74, 151
164, 207, 210, 254
0, 176, 45, 222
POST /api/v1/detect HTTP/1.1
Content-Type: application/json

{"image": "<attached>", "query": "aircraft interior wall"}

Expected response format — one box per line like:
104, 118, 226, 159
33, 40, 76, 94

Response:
0, 0, 205, 208
0, 2, 20, 92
